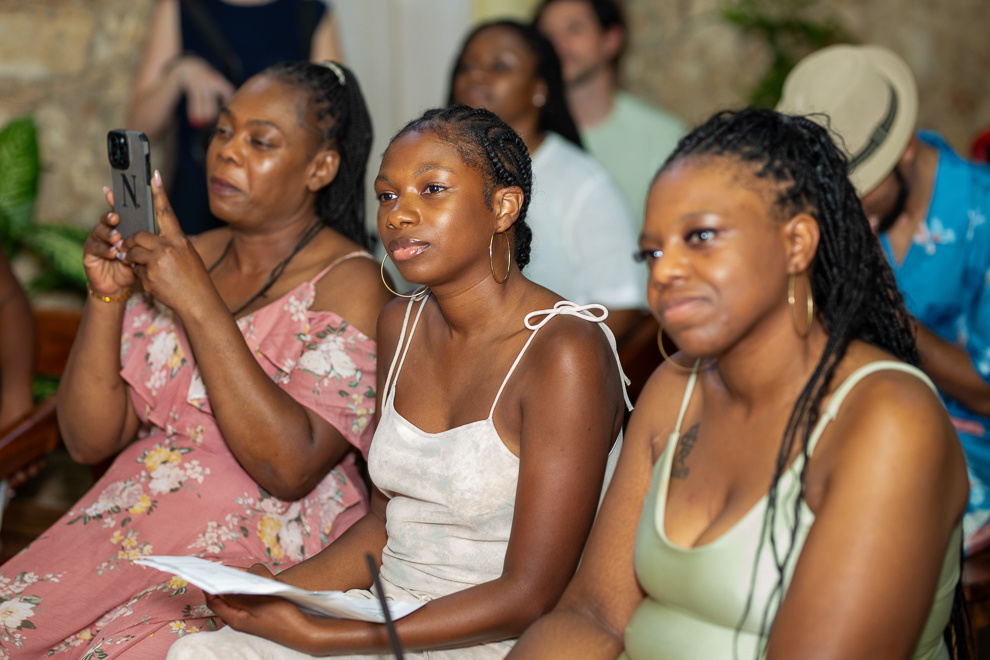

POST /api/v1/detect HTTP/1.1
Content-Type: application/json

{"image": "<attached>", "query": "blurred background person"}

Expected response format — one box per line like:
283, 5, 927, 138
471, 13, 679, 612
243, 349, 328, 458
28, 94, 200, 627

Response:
449, 19, 645, 341
778, 44, 990, 553
0, 249, 34, 432
127, 0, 344, 235
534, 0, 686, 227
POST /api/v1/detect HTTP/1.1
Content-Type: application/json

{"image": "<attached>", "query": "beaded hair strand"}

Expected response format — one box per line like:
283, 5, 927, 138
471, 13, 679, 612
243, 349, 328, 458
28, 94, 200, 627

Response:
389, 105, 535, 270
656, 108, 969, 660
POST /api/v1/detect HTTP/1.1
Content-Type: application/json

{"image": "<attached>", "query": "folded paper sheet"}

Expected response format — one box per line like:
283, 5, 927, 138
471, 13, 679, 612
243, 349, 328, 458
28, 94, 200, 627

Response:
135, 555, 425, 622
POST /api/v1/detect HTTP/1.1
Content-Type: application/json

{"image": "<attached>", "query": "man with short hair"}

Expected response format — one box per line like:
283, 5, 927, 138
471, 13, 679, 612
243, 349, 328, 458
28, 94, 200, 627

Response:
778, 44, 990, 550
534, 0, 686, 227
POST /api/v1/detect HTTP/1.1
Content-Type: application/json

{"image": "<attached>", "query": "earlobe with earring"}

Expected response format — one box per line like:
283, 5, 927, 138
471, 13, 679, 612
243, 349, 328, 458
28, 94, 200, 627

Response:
532, 93, 546, 108
380, 255, 429, 300
490, 231, 511, 284
788, 273, 814, 338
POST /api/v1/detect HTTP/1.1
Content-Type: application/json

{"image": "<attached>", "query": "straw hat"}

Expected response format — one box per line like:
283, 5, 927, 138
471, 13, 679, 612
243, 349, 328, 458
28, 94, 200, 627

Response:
776, 44, 918, 196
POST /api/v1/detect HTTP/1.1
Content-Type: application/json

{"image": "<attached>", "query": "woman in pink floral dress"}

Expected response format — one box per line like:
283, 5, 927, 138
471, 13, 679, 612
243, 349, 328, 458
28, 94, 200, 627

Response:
0, 61, 392, 658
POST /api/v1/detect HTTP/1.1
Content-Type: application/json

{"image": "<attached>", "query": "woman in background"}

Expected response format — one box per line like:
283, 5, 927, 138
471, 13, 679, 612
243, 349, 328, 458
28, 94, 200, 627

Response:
449, 20, 643, 341
508, 109, 970, 659
0, 61, 391, 658
128, 0, 344, 234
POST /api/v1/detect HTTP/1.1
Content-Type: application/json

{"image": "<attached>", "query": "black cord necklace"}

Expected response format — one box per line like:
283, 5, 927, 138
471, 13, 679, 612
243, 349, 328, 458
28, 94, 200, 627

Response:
208, 222, 324, 317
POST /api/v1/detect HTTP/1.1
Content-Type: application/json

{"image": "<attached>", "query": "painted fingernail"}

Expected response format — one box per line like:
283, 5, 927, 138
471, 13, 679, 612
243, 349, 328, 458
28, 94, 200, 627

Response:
102, 186, 110, 194
112, 239, 123, 249
108, 229, 120, 240
116, 251, 127, 261
153, 170, 162, 187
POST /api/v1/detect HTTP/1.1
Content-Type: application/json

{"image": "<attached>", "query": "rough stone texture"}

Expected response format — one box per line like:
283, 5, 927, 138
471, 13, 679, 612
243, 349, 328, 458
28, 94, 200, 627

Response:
623, 0, 990, 155
0, 0, 155, 228
0, 0, 988, 229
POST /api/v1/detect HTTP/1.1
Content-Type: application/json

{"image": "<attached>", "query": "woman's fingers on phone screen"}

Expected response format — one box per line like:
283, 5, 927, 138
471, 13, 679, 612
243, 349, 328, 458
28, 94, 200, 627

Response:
151, 170, 183, 237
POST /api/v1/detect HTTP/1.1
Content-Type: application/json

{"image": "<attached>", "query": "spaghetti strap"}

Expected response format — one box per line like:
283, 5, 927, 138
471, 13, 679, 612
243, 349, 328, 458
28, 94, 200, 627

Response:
309, 250, 375, 285
672, 367, 702, 438
382, 295, 431, 404
805, 360, 936, 456
488, 301, 634, 419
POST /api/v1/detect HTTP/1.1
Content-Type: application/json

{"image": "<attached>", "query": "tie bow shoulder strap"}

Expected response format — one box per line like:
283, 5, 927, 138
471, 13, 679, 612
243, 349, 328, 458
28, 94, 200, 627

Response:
523, 302, 633, 411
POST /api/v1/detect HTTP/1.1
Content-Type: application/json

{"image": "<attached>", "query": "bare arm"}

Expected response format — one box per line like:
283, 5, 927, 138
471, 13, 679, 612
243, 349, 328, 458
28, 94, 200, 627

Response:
309, 8, 344, 63
207, 311, 627, 655
914, 321, 990, 417
58, 191, 143, 463
0, 251, 35, 429
116, 177, 388, 500
127, 0, 235, 140
508, 364, 684, 659
766, 372, 968, 659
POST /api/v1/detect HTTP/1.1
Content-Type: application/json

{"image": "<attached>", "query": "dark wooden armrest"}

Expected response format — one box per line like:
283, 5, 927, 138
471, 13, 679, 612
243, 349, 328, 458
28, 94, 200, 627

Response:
0, 397, 60, 481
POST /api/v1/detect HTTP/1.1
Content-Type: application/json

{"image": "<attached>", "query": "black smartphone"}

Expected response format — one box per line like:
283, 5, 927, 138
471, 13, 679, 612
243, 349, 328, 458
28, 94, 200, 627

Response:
107, 129, 157, 238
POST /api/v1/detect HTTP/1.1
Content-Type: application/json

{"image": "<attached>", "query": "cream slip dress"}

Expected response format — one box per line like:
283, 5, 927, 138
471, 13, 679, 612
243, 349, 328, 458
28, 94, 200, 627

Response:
168, 296, 632, 660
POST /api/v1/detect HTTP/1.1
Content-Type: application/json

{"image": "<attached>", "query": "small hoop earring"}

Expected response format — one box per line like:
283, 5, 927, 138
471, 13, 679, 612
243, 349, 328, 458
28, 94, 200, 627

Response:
490, 231, 511, 284
787, 273, 814, 338
658, 325, 707, 373
381, 255, 429, 299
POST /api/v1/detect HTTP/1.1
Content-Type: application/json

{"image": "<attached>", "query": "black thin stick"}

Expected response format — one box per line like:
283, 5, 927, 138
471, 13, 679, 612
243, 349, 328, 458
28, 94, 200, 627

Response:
365, 553, 404, 660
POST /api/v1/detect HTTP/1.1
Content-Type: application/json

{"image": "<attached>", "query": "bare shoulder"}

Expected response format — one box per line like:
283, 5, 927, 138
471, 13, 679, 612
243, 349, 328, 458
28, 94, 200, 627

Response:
814, 348, 968, 516
311, 251, 393, 340
627, 353, 709, 446
375, 296, 419, 355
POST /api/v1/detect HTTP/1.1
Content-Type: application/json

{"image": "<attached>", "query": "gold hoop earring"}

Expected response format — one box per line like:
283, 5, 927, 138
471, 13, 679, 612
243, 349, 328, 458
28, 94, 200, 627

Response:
381, 255, 429, 299
788, 273, 814, 338
658, 325, 703, 373
490, 231, 511, 284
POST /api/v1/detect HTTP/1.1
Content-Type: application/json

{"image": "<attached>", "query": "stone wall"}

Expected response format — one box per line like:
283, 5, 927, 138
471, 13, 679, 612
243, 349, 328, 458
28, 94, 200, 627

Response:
0, 0, 155, 228
623, 0, 990, 154
1, 0, 988, 229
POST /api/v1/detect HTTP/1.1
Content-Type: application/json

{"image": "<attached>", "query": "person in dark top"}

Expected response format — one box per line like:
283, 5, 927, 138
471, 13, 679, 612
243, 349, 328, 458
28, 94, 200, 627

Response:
127, 0, 343, 235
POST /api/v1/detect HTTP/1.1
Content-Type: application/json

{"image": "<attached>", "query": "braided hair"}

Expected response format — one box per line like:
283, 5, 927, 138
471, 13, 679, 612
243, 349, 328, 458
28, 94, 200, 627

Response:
388, 104, 535, 270
263, 60, 373, 248
657, 108, 970, 659
447, 20, 583, 149
219, 60, 373, 316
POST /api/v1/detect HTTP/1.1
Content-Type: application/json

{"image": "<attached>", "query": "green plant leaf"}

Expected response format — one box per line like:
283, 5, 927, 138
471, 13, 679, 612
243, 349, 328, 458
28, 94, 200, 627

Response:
0, 117, 40, 246
21, 224, 88, 290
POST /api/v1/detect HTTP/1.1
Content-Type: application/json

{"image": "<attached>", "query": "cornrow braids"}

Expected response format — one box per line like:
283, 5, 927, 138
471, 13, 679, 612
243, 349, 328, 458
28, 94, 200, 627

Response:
658, 108, 969, 659
263, 60, 374, 249
447, 20, 582, 149
389, 104, 535, 270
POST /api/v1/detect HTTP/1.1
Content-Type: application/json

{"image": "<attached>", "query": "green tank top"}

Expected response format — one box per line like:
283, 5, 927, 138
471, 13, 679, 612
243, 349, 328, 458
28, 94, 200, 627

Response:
621, 361, 960, 660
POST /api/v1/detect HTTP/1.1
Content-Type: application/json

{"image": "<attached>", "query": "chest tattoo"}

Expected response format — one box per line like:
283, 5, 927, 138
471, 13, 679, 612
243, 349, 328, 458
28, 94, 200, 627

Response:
671, 423, 699, 480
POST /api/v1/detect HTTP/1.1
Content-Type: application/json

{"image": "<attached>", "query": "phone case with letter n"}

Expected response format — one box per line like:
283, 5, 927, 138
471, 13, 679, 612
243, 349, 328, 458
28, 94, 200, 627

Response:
108, 130, 157, 238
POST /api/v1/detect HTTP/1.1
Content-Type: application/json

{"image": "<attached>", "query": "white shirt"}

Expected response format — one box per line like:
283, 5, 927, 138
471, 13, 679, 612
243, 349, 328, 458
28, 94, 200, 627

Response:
525, 132, 646, 309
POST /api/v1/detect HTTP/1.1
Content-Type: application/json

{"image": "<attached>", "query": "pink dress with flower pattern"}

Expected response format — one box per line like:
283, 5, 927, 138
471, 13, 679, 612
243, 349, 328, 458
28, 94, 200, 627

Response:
0, 253, 378, 659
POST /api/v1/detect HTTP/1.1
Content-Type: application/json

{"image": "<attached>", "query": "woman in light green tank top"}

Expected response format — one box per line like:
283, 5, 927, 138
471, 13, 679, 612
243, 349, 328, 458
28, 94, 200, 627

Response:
507, 108, 972, 659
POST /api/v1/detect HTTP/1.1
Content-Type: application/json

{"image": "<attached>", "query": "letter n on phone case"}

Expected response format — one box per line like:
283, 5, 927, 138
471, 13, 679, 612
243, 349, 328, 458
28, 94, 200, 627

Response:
120, 173, 141, 209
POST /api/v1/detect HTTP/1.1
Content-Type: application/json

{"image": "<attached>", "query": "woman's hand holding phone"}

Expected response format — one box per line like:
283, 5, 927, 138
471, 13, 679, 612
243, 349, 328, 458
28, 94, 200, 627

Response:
118, 170, 218, 317
82, 187, 138, 300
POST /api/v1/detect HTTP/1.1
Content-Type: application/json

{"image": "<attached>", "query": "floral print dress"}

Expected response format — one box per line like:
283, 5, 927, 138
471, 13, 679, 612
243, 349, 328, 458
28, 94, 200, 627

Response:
0, 253, 378, 659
